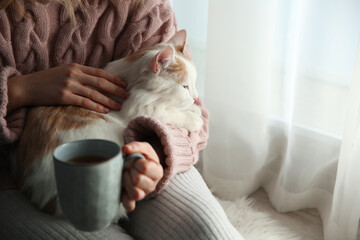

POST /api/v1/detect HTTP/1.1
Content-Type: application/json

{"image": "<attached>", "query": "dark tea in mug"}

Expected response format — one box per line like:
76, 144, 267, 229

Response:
68, 156, 108, 164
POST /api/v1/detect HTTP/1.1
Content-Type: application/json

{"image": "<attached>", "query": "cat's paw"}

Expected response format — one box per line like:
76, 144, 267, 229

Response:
188, 105, 203, 130
184, 115, 203, 131
163, 104, 203, 131
177, 105, 203, 131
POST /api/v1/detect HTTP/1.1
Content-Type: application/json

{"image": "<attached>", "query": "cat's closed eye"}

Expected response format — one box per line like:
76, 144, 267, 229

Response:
183, 85, 189, 90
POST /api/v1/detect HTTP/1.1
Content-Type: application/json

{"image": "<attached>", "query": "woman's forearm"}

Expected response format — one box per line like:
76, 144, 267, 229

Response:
6, 74, 29, 114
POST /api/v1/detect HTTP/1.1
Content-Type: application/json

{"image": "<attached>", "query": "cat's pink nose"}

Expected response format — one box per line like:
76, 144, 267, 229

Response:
193, 97, 198, 102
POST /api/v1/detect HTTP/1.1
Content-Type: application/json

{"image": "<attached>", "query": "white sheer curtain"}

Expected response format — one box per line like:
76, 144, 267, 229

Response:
198, 0, 360, 239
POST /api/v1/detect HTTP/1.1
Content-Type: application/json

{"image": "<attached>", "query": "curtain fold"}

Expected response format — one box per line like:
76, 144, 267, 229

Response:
202, 0, 360, 239
325, 39, 360, 239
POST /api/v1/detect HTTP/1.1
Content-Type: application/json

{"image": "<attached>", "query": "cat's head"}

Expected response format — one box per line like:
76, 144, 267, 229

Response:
124, 30, 198, 108
150, 30, 198, 103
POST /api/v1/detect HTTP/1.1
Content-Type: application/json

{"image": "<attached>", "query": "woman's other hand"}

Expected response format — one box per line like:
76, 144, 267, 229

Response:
7, 63, 129, 113
121, 141, 164, 212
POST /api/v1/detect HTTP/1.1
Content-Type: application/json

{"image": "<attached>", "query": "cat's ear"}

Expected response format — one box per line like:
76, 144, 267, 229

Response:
167, 30, 187, 50
150, 46, 175, 74
167, 29, 192, 58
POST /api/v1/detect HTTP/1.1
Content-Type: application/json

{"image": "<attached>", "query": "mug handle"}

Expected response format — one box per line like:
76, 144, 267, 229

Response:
124, 153, 145, 167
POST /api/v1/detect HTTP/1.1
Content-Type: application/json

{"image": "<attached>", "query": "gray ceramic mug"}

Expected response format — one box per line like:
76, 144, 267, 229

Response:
53, 139, 144, 232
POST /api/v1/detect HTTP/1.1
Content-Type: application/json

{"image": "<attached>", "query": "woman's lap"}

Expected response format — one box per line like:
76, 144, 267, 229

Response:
124, 167, 243, 240
0, 190, 132, 240
0, 167, 242, 240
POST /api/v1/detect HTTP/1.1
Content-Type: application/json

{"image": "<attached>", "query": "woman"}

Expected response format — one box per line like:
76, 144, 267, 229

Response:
0, 0, 243, 239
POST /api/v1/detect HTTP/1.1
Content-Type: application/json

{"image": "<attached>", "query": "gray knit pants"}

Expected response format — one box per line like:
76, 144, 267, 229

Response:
0, 167, 243, 240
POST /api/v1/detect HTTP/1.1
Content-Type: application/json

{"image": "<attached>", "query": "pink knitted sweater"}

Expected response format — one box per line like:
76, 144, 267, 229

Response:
0, 0, 209, 193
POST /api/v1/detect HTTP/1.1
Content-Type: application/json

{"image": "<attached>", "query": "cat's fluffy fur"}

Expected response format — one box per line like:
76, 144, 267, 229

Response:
13, 30, 203, 218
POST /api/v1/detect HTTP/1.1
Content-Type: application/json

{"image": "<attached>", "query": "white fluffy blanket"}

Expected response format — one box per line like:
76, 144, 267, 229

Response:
218, 197, 304, 240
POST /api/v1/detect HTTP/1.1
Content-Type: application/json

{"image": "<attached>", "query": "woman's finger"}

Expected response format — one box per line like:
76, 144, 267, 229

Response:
64, 92, 110, 113
80, 73, 130, 100
133, 157, 163, 181
129, 167, 156, 194
122, 142, 161, 165
121, 192, 136, 212
73, 84, 122, 111
123, 169, 146, 201
78, 64, 127, 88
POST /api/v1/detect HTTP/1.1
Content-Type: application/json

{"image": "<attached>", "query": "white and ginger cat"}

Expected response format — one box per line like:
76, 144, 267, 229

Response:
13, 30, 203, 216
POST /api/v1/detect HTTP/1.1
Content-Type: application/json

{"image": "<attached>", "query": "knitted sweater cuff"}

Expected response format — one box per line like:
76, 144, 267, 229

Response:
123, 98, 210, 195
124, 116, 193, 194
0, 66, 26, 144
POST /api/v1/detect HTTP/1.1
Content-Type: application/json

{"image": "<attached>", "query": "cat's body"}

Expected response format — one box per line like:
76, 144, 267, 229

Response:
13, 30, 203, 217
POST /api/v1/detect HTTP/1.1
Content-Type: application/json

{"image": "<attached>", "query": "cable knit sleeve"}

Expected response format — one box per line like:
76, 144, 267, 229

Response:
0, 67, 26, 144
123, 98, 209, 194
0, 11, 27, 144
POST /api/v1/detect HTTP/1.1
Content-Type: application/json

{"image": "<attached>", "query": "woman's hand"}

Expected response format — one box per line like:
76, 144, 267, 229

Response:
7, 63, 129, 114
121, 141, 164, 212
